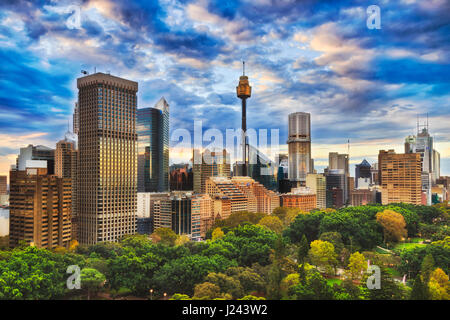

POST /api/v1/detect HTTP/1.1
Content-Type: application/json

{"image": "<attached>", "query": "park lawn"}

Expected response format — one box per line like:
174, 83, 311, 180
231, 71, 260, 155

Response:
326, 278, 342, 286
386, 267, 402, 278
409, 238, 424, 243
394, 242, 426, 251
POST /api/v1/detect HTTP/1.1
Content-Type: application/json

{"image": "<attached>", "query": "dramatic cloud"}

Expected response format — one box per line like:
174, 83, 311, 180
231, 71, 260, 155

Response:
0, 0, 449, 177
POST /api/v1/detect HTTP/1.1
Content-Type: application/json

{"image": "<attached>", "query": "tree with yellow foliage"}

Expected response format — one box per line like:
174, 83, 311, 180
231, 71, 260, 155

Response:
212, 227, 225, 241
308, 240, 338, 275
428, 268, 450, 300
346, 251, 367, 280
258, 215, 283, 233
376, 209, 407, 243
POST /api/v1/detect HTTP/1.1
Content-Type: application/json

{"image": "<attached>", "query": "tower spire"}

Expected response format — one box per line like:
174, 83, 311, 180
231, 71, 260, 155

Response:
236, 61, 252, 177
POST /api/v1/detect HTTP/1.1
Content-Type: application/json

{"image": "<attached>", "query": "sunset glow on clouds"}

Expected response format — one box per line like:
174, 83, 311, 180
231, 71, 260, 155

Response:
0, 0, 449, 179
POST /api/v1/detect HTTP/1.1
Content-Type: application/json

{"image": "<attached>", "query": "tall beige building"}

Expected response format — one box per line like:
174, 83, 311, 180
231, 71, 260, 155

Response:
193, 149, 230, 193
287, 112, 311, 185
0, 175, 7, 195
378, 150, 422, 205
71, 149, 78, 240
9, 165, 72, 249
55, 139, 74, 179
306, 173, 326, 209
77, 73, 138, 244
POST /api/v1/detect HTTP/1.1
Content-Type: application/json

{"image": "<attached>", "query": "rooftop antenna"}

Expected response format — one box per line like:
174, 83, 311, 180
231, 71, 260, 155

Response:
243, 61, 245, 76
426, 112, 429, 130
417, 114, 419, 135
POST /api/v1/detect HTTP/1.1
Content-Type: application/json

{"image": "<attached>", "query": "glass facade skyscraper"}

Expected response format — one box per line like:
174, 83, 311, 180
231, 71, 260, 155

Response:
137, 97, 169, 192
77, 72, 138, 244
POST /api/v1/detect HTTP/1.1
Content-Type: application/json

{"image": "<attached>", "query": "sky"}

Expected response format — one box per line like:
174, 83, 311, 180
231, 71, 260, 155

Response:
0, 0, 449, 181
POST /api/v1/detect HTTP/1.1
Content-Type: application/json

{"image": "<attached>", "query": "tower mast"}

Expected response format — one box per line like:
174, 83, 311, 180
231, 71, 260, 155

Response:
236, 61, 252, 176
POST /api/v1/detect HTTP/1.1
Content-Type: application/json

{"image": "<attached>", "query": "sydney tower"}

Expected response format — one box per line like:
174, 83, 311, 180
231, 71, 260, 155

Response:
236, 62, 252, 176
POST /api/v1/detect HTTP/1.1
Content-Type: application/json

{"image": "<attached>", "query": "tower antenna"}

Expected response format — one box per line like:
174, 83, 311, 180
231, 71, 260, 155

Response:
243, 61, 245, 76
417, 114, 419, 135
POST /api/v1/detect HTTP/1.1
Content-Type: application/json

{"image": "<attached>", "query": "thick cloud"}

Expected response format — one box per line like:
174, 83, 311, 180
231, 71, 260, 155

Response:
0, 0, 449, 173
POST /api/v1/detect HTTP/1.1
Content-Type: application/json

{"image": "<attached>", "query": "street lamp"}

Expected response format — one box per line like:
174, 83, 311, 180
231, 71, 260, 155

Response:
163, 292, 167, 300
149, 289, 153, 300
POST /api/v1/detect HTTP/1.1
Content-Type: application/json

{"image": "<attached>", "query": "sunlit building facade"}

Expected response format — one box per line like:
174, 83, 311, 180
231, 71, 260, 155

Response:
77, 73, 138, 244
137, 98, 169, 193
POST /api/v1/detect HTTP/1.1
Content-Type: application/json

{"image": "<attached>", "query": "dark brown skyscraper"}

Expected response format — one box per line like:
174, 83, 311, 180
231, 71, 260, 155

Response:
77, 73, 138, 244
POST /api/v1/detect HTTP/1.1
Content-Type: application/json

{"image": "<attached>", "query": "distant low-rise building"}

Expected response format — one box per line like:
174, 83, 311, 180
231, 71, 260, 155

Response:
281, 187, 316, 212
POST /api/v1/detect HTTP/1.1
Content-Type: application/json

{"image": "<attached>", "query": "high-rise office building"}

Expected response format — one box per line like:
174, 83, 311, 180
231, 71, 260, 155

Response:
73, 102, 79, 135
137, 98, 169, 193
9, 164, 72, 248
287, 112, 311, 185
55, 139, 75, 179
325, 169, 347, 208
71, 149, 78, 240
378, 150, 421, 205
77, 72, 138, 244
17, 144, 55, 175
170, 165, 193, 191
152, 192, 204, 241
355, 159, 371, 188
405, 127, 440, 185
306, 173, 326, 209
194, 149, 231, 194
0, 175, 6, 195
432, 150, 440, 184
329, 152, 350, 203
351, 189, 376, 206
193, 193, 213, 239
329, 152, 349, 174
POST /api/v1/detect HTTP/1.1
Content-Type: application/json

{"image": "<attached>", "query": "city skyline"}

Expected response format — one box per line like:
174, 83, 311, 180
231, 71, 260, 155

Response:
0, 0, 449, 180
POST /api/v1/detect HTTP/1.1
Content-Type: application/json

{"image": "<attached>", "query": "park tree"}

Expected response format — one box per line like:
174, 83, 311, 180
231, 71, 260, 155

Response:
151, 228, 178, 246
205, 272, 244, 299
175, 235, 190, 246
428, 268, 450, 300
212, 227, 225, 241
258, 215, 284, 234
193, 282, 223, 300
80, 268, 106, 300
410, 275, 430, 300
289, 270, 334, 300
319, 232, 344, 255
376, 209, 407, 243
280, 273, 300, 297
421, 253, 435, 282
284, 210, 325, 243
308, 240, 338, 275
225, 267, 265, 295
153, 254, 236, 295
346, 252, 367, 280
363, 266, 407, 300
